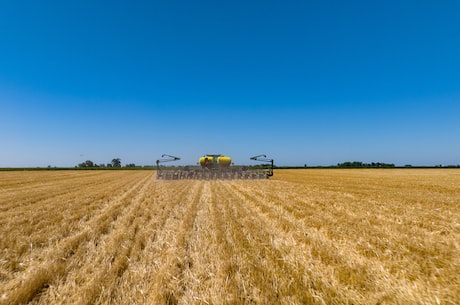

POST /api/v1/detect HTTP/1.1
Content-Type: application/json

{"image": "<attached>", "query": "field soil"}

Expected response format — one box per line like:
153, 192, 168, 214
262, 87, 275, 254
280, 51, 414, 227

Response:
0, 169, 459, 304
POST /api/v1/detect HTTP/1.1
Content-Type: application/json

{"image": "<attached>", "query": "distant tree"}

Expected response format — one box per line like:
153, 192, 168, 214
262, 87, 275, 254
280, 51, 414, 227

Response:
125, 163, 136, 168
106, 163, 113, 168
77, 160, 95, 168
111, 158, 121, 167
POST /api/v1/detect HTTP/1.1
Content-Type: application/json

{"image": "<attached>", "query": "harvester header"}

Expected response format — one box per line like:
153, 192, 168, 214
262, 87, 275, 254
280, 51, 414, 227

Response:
156, 154, 274, 180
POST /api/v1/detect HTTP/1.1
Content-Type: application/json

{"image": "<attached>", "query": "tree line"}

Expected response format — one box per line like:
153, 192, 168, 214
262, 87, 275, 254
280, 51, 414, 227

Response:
336, 161, 395, 168
77, 158, 130, 168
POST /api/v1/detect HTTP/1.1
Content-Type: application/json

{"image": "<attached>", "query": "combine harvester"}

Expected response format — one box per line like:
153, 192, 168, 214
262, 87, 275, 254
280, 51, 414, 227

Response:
156, 154, 274, 180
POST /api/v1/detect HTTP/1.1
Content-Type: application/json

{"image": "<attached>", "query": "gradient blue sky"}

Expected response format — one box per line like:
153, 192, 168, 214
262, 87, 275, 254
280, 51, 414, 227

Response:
1, 0, 459, 167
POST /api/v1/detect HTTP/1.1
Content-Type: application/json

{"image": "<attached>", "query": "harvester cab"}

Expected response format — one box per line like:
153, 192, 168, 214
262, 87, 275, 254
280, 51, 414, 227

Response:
156, 153, 274, 180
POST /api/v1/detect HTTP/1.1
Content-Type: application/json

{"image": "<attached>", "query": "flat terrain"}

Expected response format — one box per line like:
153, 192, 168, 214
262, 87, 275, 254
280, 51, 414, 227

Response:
0, 169, 459, 304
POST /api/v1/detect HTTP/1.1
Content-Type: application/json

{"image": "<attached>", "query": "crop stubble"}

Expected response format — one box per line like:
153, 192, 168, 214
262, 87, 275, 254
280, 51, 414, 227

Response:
0, 169, 459, 304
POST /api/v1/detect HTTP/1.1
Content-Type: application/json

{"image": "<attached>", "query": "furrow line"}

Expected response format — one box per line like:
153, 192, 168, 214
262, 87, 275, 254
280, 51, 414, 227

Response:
219, 181, 357, 304
0, 172, 153, 305
146, 181, 203, 304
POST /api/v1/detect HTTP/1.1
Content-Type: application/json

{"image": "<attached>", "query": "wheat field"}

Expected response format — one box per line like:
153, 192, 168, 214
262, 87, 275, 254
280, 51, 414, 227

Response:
0, 169, 458, 305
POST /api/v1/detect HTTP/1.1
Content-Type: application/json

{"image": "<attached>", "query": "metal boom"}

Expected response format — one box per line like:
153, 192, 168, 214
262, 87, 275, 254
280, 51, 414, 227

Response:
156, 154, 180, 170
250, 154, 274, 177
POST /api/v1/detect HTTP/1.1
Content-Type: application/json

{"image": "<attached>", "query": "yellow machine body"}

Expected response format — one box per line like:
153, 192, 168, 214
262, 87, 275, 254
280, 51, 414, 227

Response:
199, 155, 232, 168
217, 156, 232, 167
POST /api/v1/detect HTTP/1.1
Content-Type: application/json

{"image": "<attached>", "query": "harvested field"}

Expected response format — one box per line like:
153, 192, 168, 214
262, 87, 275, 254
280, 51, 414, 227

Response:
0, 169, 459, 304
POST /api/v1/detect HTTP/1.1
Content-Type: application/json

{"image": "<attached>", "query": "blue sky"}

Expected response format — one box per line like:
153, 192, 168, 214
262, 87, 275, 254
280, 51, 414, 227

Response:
1, 0, 459, 167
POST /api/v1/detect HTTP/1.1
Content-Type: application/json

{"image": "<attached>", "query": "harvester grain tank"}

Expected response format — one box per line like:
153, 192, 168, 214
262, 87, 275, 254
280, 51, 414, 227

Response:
199, 154, 232, 169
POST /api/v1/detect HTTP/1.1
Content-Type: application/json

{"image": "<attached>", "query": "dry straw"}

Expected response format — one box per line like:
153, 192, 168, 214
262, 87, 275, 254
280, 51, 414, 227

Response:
0, 169, 459, 304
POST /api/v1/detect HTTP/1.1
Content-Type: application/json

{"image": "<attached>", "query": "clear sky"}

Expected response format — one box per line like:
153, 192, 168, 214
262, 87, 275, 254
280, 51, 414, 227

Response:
1, 0, 459, 167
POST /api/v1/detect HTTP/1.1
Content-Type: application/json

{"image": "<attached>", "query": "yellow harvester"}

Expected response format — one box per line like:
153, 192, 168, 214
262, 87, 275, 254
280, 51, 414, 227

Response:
156, 154, 273, 180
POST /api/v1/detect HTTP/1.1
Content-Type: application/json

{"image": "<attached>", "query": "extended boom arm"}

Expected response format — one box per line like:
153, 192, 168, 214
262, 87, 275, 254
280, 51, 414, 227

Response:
156, 154, 180, 169
250, 154, 274, 177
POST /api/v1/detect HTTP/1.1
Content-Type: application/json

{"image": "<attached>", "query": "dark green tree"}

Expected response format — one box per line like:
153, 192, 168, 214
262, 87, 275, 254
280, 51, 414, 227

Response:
111, 158, 121, 167
77, 160, 95, 167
